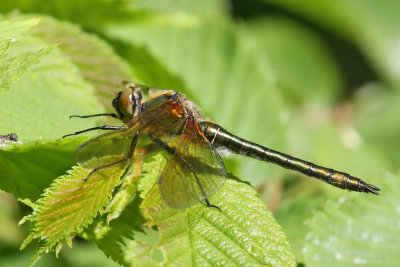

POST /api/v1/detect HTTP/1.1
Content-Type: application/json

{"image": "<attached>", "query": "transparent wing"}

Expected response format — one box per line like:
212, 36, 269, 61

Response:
75, 92, 180, 169
75, 127, 137, 168
158, 118, 226, 208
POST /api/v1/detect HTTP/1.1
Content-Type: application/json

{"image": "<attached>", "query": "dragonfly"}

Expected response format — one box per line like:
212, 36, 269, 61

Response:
64, 83, 380, 210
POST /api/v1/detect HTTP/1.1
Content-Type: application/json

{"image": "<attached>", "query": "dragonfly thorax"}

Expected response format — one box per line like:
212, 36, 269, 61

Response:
174, 93, 204, 122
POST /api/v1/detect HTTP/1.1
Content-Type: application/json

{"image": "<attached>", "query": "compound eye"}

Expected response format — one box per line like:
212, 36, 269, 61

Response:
119, 88, 135, 117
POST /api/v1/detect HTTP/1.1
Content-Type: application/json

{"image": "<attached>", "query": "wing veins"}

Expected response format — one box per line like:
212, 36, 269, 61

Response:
76, 98, 178, 167
159, 117, 226, 208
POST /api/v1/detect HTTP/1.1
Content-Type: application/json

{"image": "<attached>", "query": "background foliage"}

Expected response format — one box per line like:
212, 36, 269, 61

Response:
0, 0, 399, 266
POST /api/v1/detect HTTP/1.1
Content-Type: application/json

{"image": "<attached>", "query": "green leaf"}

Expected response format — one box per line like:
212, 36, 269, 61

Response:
0, 13, 135, 142
302, 172, 399, 267
240, 16, 342, 105
0, 65, 102, 142
0, 32, 104, 142
0, 17, 52, 92
94, 201, 145, 266
0, 0, 228, 30
124, 240, 160, 267
354, 87, 400, 170
275, 193, 327, 261
82, 166, 145, 266
0, 0, 139, 29
30, 16, 133, 104
132, 0, 228, 17
0, 138, 84, 201
138, 155, 296, 266
0, 17, 40, 40
263, 0, 400, 86
108, 39, 186, 91
20, 162, 125, 266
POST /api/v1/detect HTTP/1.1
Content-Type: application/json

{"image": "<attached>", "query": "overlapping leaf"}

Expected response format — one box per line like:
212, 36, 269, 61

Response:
135, 155, 296, 266
0, 14, 136, 142
20, 161, 125, 266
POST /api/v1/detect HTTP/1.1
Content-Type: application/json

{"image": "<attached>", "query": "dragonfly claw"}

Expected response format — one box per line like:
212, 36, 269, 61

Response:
362, 183, 380, 195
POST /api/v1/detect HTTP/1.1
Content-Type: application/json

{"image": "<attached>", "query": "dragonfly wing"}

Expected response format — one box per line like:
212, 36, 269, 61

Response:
75, 126, 139, 169
158, 119, 226, 208
75, 92, 180, 169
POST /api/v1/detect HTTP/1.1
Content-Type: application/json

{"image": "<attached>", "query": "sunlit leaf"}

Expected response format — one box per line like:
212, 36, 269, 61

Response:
82, 162, 145, 265
0, 17, 51, 92
0, 17, 40, 40
30, 16, 133, 105
302, 172, 399, 267
138, 155, 296, 266
0, 13, 133, 142
20, 161, 125, 266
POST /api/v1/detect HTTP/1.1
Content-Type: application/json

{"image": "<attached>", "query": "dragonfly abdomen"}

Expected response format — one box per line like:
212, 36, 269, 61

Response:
200, 121, 379, 195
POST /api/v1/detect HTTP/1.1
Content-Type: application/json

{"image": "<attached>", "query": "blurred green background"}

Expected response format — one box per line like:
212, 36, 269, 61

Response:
0, 0, 399, 266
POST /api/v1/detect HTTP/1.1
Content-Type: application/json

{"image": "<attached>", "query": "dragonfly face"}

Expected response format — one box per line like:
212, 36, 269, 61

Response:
112, 85, 144, 122
66, 83, 380, 210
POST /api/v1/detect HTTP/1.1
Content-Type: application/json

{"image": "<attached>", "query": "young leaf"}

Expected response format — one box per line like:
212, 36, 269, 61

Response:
0, 17, 52, 92
82, 163, 145, 265
83, 195, 146, 266
302, 172, 398, 266
20, 162, 125, 266
138, 155, 296, 266
0, 17, 40, 41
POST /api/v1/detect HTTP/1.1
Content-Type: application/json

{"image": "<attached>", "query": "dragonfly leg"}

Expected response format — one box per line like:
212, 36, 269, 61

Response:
69, 113, 119, 119
205, 198, 222, 212
84, 158, 127, 181
63, 126, 122, 138
83, 134, 139, 181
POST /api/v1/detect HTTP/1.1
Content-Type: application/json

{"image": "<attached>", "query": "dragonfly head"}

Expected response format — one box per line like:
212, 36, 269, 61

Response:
113, 84, 143, 120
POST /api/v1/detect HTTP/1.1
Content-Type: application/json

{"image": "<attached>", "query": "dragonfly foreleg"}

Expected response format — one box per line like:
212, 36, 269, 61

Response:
63, 126, 122, 138
69, 113, 119, 119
